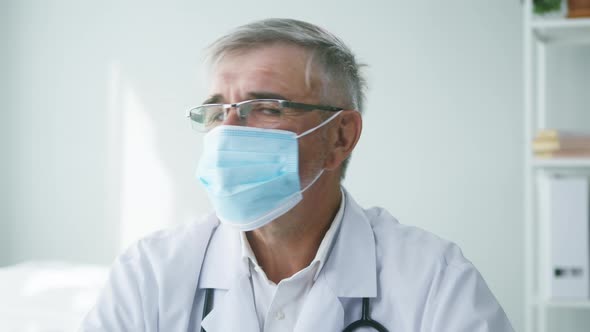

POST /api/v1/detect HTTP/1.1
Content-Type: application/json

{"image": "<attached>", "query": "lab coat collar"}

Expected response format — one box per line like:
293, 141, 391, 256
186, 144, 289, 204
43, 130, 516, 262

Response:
199, 188, 376, 297
198, 188, 377, 330
198, 219, 246, 290
293, 272, 345, 331
199, 219, 261, 331
323, 187, 377, 298
200, 273, 260, 332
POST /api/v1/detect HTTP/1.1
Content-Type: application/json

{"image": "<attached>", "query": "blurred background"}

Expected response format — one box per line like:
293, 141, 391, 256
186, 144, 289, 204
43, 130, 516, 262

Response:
2, 0, 590, 331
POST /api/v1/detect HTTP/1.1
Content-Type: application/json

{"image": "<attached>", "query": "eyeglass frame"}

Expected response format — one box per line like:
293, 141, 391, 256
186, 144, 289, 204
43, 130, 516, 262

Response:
186, 99, 344, 132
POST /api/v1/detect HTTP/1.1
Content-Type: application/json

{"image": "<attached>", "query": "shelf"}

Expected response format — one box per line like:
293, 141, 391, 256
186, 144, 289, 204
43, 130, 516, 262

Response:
533, 158, 590, 169
524, 4, 590, 332
538, 299, 590, 309
530, 18, 590, 44
532, 17, 590, 29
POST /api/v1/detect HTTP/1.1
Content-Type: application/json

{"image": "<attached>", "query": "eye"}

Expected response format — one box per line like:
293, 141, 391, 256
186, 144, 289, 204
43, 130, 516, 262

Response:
257, 108, 282, 116
205, 109, 225, 124
248, 101, 283, 117
189, 112, 203, 123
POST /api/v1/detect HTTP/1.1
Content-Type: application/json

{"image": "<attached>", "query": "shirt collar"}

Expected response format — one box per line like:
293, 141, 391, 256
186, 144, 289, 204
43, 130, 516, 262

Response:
240, 188, 346, 281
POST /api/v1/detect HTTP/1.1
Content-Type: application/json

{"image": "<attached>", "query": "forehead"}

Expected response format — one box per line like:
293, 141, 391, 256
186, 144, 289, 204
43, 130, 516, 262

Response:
208, 44, 322, 102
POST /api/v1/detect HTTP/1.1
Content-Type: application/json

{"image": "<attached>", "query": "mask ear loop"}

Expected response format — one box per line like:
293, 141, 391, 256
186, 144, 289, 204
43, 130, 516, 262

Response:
295, 110, 342, 192
300, 168, 324, 193
296, 111, 343, 138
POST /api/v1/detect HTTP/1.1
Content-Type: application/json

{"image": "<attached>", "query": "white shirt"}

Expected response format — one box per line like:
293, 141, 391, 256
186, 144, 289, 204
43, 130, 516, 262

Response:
240, 191, 345, 331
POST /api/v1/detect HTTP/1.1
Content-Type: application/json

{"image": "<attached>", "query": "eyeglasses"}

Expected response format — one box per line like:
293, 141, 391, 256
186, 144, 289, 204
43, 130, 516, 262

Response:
187, 99, 343, 132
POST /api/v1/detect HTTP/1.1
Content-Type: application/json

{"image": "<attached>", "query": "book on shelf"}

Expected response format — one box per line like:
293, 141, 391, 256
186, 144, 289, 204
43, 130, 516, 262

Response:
533, 139, 590, 152
537, 129, 590, 140
533, 129, 590, 155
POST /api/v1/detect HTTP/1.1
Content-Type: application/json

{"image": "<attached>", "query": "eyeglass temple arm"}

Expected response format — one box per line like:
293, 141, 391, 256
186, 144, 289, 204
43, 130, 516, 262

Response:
282, 101, 343, 112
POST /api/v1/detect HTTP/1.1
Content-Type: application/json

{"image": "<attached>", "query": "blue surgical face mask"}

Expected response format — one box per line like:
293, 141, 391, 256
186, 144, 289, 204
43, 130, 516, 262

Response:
196, 111, 342, 231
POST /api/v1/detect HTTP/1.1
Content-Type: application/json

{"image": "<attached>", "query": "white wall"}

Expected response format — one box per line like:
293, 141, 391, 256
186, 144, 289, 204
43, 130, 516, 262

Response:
7, 1, 118, 264
9, 1, 587, 331
1, 0, 15, 266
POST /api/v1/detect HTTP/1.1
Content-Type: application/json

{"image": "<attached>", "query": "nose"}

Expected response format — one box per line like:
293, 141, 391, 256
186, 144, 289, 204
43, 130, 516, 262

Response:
222, 106, 244, 126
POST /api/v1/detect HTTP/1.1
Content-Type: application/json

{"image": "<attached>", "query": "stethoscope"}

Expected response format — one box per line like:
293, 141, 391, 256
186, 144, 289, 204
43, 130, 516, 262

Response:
200, 288, 388, 332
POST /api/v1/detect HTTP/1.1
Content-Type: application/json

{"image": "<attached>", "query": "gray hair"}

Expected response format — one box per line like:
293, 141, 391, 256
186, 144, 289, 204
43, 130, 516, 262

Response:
207, 18, 367, 177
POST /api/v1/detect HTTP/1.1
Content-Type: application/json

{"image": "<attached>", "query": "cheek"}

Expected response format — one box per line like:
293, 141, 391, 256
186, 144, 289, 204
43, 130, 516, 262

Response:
297, 133, 329, 179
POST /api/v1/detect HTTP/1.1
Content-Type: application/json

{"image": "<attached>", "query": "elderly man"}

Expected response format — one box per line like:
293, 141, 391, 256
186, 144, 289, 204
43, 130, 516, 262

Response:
81, 18, 514, 332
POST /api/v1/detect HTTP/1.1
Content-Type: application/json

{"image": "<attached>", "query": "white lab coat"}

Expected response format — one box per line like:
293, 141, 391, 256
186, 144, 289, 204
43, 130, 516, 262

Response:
80, 189, 514, 332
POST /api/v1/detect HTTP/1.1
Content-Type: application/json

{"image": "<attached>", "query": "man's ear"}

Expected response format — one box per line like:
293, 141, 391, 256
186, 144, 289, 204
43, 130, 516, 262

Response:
324, 110, 362, 171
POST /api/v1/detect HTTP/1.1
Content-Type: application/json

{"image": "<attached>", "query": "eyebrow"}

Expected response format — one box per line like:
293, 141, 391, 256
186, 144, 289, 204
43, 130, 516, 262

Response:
201, 92, 290, 105
247, 92, 289, 101
202, 94, 223, 105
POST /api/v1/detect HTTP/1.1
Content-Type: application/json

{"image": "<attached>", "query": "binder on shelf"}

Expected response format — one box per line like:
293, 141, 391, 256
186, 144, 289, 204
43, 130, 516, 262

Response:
542, 176, 590, 300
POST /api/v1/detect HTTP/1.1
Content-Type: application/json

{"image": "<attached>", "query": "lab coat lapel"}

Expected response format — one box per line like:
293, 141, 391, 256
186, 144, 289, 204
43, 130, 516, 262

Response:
200, 274, 260, 332
296, 188, 378, 331
152, 214, 219, 331
293, 273, 344, 332
323, 188, 377, 298
201, 188, 378, 331
198, 223, 260, 332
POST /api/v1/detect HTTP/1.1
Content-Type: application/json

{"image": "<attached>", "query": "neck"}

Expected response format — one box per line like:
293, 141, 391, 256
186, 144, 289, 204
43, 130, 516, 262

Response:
246, 177, 342, 284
